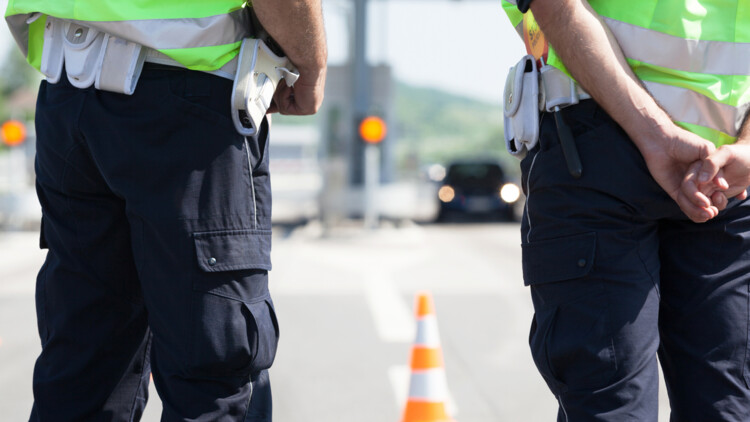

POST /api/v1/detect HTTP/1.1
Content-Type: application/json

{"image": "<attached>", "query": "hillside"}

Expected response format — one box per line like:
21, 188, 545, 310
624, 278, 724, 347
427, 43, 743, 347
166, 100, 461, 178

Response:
393, 82, 512, 171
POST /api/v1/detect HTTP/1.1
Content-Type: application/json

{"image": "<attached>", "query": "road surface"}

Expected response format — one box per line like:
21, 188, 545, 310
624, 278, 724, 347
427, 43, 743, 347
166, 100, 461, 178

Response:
0, 222, 669, 421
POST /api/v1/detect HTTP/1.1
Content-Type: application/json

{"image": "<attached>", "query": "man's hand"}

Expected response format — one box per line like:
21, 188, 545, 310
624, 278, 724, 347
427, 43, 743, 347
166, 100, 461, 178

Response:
267, 67, 326, 115
638, 126, 720, 222
253, 0, 327, 116
683, 144, 750, 208
681, 161, 729, 212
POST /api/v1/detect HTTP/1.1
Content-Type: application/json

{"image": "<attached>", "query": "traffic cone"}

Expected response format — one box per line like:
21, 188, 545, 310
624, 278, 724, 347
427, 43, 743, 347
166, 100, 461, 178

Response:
401, 291, 455, 422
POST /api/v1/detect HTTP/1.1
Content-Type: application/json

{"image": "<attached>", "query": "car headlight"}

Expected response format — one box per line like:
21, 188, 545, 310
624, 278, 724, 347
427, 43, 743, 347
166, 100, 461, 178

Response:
428, 164, 447, 182
438, 185, 455, 203
500, 183, 521, 203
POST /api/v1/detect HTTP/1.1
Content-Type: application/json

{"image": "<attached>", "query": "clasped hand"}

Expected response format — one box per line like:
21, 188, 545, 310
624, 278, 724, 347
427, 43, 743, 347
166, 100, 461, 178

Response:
680, 143, 750, 222
639, 126, 750, 223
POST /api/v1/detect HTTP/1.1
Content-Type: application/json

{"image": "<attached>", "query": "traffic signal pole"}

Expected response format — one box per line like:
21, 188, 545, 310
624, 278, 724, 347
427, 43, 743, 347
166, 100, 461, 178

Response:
352, 0, 380, 228
364, 142, 380, 229
352, 0, 370, 116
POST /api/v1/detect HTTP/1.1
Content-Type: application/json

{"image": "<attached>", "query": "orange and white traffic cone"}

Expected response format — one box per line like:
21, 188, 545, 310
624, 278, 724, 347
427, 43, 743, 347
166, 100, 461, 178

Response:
401, 291, 455, 422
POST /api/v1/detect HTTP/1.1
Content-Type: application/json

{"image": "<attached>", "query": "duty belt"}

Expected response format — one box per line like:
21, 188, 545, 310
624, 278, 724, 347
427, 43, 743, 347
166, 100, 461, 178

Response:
539, 65, 591, 113
540, 65, 589, 178
503, 54, 590, 178
40, 17, 299, 136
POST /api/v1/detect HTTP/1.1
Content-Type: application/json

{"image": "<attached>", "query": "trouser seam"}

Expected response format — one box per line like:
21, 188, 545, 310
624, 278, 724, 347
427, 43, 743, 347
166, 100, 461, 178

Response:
60, 143, 86, 254
743, 280, 750, 389
242, 374, 254, 421
243, 138, 258, 230
128, 331, 153, 422
633, 233, 660, 300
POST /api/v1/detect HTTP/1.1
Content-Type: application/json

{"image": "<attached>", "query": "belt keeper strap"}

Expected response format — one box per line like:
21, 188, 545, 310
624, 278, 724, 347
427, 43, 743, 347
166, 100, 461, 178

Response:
540, 65, 591, 112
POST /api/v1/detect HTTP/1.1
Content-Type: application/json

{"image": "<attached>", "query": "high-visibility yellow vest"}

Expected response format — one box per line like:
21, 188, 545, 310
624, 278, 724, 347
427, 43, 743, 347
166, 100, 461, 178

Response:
502, 0, 750, 146
5, 0, 250, 72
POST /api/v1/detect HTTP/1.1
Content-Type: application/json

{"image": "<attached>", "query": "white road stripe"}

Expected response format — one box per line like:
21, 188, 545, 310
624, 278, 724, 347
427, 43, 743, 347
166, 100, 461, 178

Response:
388, 364, 411, 411
364, 272, 415, 343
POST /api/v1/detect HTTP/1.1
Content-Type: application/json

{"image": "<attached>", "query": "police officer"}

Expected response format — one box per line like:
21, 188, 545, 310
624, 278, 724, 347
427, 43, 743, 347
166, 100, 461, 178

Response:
502, 0, 750, 420
5, 0, 326, 420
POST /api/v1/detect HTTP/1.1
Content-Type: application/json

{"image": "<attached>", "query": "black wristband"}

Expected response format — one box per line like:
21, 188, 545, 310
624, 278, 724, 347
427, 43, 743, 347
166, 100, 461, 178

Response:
517, 0, 533, 13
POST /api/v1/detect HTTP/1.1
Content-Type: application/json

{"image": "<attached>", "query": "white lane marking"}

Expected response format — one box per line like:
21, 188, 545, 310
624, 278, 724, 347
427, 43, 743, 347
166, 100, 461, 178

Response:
389, 364, 410, 411
364, 273, 415, 343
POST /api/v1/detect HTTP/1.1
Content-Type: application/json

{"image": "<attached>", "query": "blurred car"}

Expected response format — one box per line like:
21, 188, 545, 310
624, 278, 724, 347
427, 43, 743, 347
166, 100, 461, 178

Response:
436, 160, 521, 221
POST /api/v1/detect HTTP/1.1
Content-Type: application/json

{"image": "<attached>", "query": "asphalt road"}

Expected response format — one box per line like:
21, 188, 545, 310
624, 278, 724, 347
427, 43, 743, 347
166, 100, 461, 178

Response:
0, 222, 670, 421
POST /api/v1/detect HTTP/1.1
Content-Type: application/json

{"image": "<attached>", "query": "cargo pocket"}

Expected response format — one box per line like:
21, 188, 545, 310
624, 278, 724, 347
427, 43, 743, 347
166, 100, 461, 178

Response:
523, 232, 617, 394
189, 229, 279, 377
245, 298, 280, 373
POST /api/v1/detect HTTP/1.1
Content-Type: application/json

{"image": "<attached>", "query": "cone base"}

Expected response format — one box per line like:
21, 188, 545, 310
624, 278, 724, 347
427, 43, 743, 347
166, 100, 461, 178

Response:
401, 400, 454, 422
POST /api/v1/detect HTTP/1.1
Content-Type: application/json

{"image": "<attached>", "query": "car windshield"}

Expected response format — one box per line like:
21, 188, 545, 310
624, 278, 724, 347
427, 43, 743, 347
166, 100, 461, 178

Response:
446, 164, 504, 186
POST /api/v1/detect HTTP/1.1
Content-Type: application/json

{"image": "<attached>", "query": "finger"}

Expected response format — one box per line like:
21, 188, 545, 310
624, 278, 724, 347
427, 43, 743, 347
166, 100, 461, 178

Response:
266, 99, 279, 114
271, 84, 294, 115
699, 146, 734, 183
681, 162, 712, 208
676, 191, 715, 223
711, 169, 729, 190
738, 190, 749, 201
710, 191, 728, 211
714, 176, 729, 190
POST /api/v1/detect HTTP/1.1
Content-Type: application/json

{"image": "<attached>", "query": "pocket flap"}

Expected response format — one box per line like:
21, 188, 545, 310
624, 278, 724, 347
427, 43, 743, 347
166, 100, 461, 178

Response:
522, 232, 595, 286
194, 229, 272, 272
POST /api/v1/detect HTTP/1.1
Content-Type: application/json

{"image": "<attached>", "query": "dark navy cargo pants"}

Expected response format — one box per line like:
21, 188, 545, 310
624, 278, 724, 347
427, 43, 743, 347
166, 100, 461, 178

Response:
30, 65, 279, 421
521, 100, 750, 421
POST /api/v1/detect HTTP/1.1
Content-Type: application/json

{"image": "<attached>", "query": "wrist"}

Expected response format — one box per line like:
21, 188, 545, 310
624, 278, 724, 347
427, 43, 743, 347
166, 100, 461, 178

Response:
623, 104, 676, 155
294, 64, 326, 87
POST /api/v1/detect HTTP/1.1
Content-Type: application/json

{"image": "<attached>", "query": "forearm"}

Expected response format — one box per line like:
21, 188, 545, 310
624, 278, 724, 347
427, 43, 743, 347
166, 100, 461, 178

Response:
529, 0, 676, 152
252, 0, 327, 80
737, 112, 750, 145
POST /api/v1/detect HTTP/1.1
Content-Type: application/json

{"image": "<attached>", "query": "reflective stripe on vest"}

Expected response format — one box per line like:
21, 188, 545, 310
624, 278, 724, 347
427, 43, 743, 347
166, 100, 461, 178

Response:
605, 18, 750, 76
644, 81, 750, 138
5, 0, 249, 71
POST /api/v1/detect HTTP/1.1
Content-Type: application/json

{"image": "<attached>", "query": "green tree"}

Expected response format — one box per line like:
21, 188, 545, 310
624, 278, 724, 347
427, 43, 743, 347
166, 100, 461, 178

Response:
0, 47, 41, 121
393, 82, 511, 174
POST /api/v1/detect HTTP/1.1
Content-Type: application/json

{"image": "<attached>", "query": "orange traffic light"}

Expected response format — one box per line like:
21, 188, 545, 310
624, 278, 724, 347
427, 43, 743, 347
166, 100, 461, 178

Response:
359, 116, 387, 144
1, 120, 26, 147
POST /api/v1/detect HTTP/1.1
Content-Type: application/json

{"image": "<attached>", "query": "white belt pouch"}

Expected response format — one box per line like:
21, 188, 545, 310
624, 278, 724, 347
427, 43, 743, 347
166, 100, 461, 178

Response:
40, 17, 301, 135
40, 17, 146, 95
503, 55, 540, 159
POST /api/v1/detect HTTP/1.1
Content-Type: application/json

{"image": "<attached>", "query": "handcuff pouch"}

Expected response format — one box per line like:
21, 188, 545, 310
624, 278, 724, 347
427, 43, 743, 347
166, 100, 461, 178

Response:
504, 55, 541, 159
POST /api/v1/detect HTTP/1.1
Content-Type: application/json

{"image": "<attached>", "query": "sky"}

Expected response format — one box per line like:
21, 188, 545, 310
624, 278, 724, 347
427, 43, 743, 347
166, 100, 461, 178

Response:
0, 0, 525, 105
